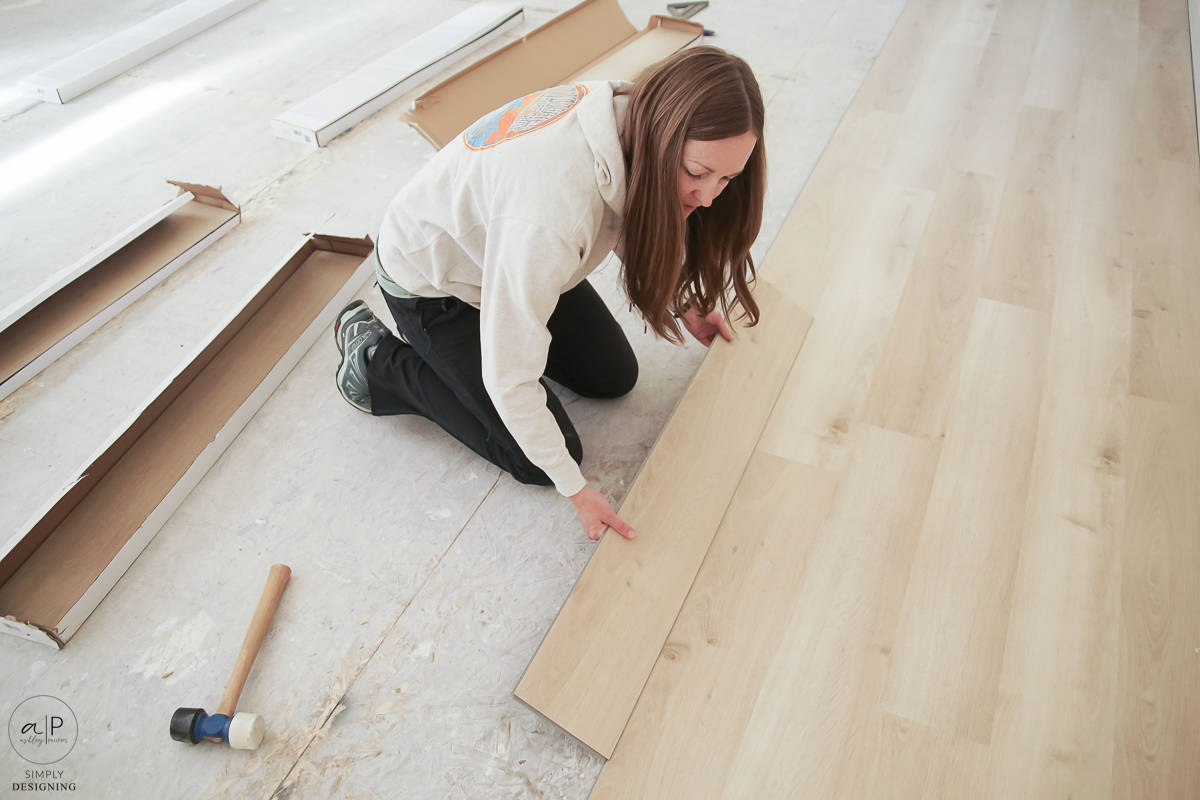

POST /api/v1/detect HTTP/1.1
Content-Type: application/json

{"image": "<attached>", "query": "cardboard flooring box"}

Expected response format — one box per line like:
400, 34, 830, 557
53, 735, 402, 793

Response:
405, 0, 704, 148
272, 3, 524, 148
23, 0, 258, 103
0, 181, 240, 402
0, 234, 375, 648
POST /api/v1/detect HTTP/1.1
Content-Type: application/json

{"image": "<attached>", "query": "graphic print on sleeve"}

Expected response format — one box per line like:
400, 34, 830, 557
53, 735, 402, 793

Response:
463, 84, 589, 151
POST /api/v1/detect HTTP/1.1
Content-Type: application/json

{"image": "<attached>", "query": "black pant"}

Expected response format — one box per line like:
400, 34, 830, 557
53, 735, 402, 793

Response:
366, 280, 638, 486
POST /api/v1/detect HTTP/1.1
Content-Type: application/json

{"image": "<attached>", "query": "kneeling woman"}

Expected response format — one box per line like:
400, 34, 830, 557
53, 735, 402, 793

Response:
334, 46, 766, 541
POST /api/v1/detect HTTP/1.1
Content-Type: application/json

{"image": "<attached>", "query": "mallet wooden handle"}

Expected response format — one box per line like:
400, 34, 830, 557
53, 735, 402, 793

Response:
216, 564, 291, 717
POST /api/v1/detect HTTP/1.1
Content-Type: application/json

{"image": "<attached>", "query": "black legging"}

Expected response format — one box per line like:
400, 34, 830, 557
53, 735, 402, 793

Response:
365, 280, 638, 486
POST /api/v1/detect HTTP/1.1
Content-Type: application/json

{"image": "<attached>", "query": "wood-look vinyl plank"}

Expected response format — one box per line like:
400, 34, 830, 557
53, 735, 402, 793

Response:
1041, 77, 1133, 401
943, 0, 1001, 46
883, 39, 985, 190
987, 0, 1048, 40
1114, 396, 1200, 797
757, 182, 934, 471
881, 299, 1047, 744
982, 388, 1125, 798
514, 280, 812, 758
852, 0, 966, 113
980, 106, 1074, 312
528, 0, 1200, 787
948, 30, 1040, 178
1128, 158, 1200, 404
1131, 3, 1198, 164
592, 426, 939, 799
837, 713, 990, 799
1080, 0, 1140, 84
588, 453, 840, 799
718, 427, 940, 799
757, 163, 893, 311
861, 169, 1003, 439
1023, 0, 1086, 110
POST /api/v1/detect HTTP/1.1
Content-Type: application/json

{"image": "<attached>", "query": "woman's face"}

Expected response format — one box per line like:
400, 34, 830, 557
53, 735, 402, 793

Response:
678, 131, 758, 217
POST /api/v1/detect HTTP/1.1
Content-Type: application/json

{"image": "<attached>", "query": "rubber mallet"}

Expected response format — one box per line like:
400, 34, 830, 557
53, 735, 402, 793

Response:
170, 563, 291, 750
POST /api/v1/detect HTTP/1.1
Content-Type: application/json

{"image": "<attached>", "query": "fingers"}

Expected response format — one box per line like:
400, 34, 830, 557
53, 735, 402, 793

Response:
605, 513, 637, 540
713, 313, 735, 342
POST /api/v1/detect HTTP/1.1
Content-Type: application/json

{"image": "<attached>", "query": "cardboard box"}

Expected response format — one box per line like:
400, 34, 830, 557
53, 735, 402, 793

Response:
0, 234, 375, 648
272, 3, 525, 148
22, 0, 258, 103
405, 0, 704, 148
0, 181, 241, 402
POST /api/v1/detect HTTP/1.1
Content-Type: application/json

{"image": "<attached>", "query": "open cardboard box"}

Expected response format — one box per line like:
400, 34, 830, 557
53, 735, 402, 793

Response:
405, 0, 704, 148
0, 234, 375, 648
272, 3, 524, 148
0, 181, 240, 401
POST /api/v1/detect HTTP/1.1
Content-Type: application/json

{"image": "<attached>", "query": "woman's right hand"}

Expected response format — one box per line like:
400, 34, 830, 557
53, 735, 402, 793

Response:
570, 485, 637, 541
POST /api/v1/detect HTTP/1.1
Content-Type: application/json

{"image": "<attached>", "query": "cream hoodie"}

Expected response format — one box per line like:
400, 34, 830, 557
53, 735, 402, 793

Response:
376, 80, 631, 497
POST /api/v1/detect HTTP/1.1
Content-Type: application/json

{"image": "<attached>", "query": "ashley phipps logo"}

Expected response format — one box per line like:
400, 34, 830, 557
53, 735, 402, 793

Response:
8, 695, 77, 765
8, 696, 78, 793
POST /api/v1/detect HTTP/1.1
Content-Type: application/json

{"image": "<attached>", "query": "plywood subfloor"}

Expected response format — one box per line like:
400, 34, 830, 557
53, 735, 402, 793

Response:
524, 0, 1200, 795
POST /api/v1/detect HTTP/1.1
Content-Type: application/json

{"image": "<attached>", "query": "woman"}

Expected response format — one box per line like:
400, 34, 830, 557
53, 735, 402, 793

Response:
334, 46, 765, 541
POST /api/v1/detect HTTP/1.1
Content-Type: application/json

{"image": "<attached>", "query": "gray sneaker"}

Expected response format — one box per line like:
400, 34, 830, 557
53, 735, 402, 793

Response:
334, 301, 388, 413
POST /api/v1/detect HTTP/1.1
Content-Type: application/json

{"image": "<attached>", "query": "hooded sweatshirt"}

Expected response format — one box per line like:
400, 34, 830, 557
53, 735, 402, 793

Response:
376, 80, 632, 497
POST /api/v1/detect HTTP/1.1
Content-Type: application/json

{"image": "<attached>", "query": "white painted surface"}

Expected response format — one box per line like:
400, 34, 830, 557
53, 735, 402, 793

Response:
0, 0, 907, 796
272, 3, 524, 147
0, 207, 239, 402
22, 0, 259, 103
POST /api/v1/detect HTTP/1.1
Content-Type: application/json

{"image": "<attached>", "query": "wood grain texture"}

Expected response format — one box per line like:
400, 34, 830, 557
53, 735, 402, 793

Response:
589, 452, 842, 799
515, 279, 812, 757
881, 299, 1046, 743
580, 0, 1200, 793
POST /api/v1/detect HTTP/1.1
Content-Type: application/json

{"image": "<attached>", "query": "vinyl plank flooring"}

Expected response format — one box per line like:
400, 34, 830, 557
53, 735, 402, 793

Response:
526, 0, 1200, 790
1114, 396, 1200, 797
880, 298, 1046, 743
757, 182, 934, 470
593, 426, 937, 799
861, 168, 1002, 438
514, 280, 812, 758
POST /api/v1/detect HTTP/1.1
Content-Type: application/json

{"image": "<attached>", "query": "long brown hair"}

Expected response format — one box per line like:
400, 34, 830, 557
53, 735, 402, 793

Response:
618, 46, 766, 343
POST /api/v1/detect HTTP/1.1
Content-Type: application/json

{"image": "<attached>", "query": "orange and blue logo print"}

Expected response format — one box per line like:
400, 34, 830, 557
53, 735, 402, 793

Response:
463, 84, 589, 151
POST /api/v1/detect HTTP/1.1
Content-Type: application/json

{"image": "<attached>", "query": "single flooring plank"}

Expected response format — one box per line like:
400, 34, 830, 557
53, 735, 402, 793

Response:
1113, 396, 1200, 797
838, 713, 990, 799
1023, 0, 1086, 110
1131, 0, 1198, 164
1045, 77, 1133, 400
980, 106, 1074, 312
515, 279, 812, 758
1127, 156, 1200, 404
1080, 0, 1140, 85
882, 298, 1047, 743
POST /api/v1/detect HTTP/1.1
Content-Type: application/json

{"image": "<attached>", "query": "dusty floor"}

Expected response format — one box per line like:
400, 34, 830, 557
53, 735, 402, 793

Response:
0, 0, 905, 796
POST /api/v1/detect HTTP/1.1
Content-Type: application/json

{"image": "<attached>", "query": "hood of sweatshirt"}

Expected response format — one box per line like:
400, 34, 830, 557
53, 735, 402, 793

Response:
577, 80, 633, 218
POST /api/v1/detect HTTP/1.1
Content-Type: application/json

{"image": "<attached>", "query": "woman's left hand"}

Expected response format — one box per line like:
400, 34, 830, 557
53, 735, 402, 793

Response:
680, 304, 734, 347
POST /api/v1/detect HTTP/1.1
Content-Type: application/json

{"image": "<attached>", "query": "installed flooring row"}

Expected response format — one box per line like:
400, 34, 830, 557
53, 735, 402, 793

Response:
518, 0, 1200, 796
